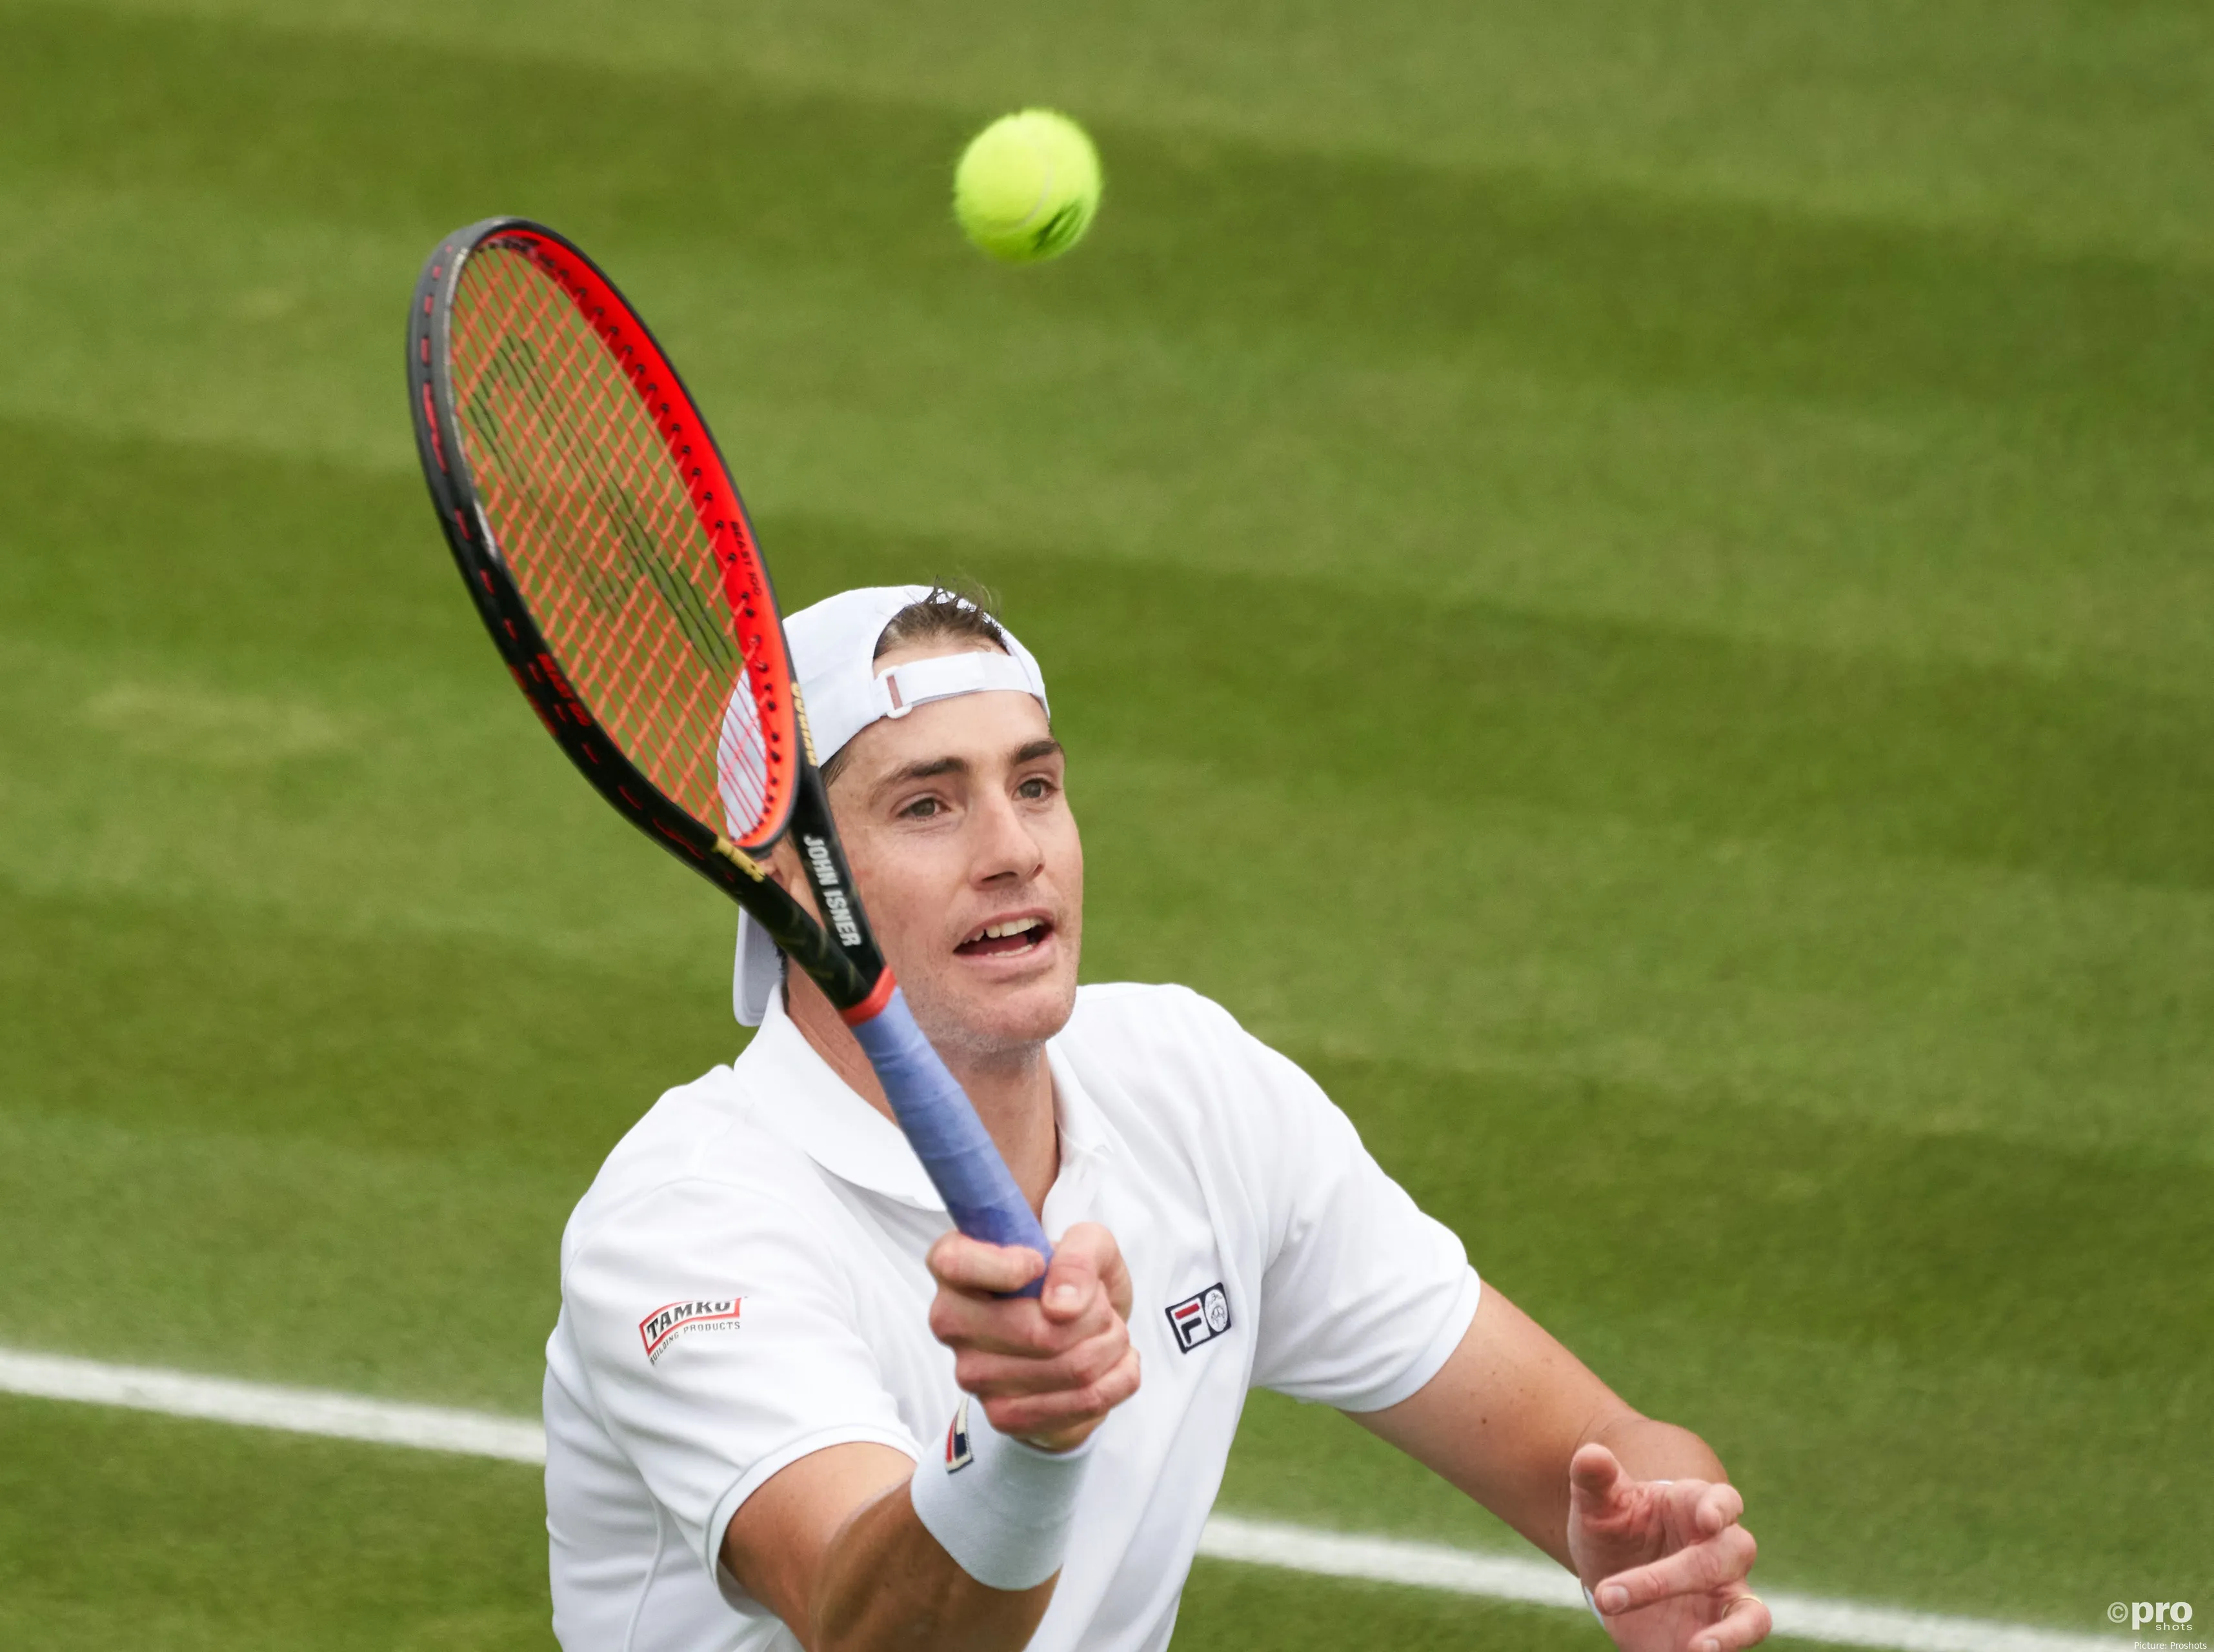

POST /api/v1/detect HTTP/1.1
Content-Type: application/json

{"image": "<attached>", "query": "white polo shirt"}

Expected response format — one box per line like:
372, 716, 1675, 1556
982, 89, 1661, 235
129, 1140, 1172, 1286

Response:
543, 982, 1481, 1652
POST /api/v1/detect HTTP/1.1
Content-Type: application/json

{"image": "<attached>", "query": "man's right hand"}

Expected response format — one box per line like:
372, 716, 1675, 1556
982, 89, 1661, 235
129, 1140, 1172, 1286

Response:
724, 1223, 1138, 1651
924, 1221, 1140, 1451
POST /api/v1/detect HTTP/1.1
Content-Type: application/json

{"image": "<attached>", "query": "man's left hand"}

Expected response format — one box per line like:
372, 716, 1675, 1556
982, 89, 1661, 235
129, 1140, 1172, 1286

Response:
1567, 1443, 1770, 1652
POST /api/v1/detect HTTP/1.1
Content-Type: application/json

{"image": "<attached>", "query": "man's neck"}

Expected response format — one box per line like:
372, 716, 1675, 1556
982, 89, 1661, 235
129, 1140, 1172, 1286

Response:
781, 980, 1061, 1217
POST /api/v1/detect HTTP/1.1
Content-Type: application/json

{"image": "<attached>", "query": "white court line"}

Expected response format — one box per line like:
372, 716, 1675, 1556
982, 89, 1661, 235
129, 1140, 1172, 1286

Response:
0, 1348, 544, 1464
1192, 1518, 2117, 1652
0, 1348, 2119, 1652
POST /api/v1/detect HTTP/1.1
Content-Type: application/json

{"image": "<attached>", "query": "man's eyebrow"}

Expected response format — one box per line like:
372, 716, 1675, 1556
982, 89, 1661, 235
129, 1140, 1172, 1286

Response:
876, 755, 968, 791
870, 739, 1062, 796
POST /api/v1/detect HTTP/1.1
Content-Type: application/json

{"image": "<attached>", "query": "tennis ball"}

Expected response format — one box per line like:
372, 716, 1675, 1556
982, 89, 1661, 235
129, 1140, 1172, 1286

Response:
953, 109, 1102, 264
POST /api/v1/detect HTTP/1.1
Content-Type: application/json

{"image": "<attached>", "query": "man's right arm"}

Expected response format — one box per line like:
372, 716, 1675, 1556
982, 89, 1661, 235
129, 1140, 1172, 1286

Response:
723, 1442, 1054, 1651
721, 1224, 1139, 1652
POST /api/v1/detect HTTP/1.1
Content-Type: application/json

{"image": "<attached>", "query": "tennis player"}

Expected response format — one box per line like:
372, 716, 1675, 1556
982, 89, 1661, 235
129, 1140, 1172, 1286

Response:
542, 586, 1769, 1652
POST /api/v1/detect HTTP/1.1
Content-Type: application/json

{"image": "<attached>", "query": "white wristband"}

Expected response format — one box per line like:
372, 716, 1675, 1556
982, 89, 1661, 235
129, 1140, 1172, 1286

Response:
909, 1396, 1095, 1591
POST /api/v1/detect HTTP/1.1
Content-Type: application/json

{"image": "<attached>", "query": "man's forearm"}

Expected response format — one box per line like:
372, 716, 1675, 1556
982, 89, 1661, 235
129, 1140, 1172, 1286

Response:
809, 1480, 1056, 1652
1349, 1288, 1742, 1575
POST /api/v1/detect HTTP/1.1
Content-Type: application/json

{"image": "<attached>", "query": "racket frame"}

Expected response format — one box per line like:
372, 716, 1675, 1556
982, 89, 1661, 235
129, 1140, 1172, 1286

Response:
407, 217, 1047, 1264
406, 218, 883, 1014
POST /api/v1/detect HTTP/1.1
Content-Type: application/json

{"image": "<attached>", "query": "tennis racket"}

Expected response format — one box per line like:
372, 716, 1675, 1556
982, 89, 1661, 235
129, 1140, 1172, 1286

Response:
406, 217, 1050, 1273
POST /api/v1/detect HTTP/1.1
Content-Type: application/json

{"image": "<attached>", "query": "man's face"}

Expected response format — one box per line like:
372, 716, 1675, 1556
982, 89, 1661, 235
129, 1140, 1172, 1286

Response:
820, 641, 1082, 1061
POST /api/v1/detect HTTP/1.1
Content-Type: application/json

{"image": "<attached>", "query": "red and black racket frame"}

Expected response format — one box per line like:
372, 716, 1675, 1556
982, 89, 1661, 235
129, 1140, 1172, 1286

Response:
407, 217, 1054, 1267
406, 217, 891, 1021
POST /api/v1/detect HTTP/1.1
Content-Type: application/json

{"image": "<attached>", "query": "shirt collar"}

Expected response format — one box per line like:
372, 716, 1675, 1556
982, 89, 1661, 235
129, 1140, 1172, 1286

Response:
738, 987, 1114, 1218
1041, 1040, 1113, 1236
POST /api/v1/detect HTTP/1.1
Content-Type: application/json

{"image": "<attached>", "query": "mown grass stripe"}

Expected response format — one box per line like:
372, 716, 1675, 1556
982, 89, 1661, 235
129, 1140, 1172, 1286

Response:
0, 1347, 2120, 1652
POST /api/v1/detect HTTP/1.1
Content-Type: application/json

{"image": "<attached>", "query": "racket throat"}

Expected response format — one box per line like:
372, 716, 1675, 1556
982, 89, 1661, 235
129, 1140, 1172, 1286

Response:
838, 970, 899, 1026
787, 767, 891, 1014
712, 837, 768, 881
798, 829, 868, 951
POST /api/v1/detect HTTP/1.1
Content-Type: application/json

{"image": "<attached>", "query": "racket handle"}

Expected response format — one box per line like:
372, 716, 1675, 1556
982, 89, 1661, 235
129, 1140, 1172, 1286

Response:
847, 987, 1054, 1293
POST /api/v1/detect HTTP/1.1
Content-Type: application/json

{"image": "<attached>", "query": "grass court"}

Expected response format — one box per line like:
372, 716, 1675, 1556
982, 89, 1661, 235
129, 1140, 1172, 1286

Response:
1, 1, 2208, 1644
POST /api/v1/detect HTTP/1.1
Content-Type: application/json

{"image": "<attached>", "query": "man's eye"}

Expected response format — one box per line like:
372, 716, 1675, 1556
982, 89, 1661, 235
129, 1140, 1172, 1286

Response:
1016, 778, 1052, 800
901, 797, 943, 819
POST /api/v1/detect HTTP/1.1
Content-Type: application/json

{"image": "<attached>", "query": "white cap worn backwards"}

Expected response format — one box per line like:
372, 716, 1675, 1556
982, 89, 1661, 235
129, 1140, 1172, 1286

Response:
728, 585, 1050, 1027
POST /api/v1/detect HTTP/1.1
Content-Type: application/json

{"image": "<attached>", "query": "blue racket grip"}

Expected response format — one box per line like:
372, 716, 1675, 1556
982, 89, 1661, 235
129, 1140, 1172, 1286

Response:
847, 985, 1053, 1294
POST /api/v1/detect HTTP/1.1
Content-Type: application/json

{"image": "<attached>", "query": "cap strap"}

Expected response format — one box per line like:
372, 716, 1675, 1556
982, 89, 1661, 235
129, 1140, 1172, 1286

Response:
870, 652, 1040, 721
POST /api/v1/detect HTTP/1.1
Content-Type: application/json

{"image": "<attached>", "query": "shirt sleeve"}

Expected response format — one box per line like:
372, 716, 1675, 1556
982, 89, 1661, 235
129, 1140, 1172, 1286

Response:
559, 1175, 924, 1589
1230, 1027, 1482, 1411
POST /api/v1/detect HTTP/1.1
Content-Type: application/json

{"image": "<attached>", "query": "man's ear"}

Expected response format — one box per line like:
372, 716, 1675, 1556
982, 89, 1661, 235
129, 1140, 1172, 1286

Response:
761, 841, 821, 922
761, 840, 800, 894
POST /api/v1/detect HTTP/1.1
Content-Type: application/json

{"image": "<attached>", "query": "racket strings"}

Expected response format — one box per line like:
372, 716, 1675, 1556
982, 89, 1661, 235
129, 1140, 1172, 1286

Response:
465, 250, 747, 809
447, 242, 775, 835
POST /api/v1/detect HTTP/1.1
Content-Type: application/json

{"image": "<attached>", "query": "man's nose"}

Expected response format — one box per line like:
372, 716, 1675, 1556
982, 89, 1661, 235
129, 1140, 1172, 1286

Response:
971, 789, 1044, 882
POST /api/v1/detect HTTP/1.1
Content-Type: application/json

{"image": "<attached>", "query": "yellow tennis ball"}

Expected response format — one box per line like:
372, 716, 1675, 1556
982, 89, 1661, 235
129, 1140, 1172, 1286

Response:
953, 109, 1102, 264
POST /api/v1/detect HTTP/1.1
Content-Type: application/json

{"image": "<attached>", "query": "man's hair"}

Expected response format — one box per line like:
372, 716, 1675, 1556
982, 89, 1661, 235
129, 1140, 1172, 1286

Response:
820, 585, 1011, 787
873, 583, 1010, 661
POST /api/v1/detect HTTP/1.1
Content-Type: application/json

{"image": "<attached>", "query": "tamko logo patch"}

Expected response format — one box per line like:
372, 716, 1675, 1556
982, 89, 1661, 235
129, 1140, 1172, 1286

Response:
638, 1296, 741, 1363
1166, 1283, 1232, 1353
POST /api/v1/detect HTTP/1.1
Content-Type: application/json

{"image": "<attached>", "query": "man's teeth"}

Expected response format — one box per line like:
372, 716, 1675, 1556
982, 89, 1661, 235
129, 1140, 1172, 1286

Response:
972, 918, 1042, 942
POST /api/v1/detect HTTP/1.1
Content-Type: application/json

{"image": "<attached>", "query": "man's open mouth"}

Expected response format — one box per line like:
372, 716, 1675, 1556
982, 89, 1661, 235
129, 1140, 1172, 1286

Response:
955, 916, 1052, 958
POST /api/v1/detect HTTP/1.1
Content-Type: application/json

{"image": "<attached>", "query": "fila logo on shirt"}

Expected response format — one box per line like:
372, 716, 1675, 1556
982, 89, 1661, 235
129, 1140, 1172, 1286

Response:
638, 1296, 741, 1364
1165, 1283, 1232, 1353
944, 1396, 975, 1473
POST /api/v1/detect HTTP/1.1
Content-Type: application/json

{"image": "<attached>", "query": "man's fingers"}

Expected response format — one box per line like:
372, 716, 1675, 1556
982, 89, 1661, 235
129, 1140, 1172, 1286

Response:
1567, 1442, 1626, 1507
930, 1294, 1063, 1358
929, 1276, 1122, 1356
1593, 1525, 1758, 1615
1687, 1592, 1773, 1652
955, 1325, 1131, 1399
927, 1232, 1047, 1296
1680, 1480, 1745, 1538
1038, 1240, 1104, 1322
1043, 1223, 1132, 1322
982, 1344, 1142, 1442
